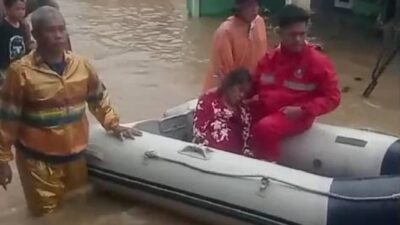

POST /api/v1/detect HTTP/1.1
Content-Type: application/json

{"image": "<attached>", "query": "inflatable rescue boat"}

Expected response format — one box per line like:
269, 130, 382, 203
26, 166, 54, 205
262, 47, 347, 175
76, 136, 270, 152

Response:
86, 100, 400, 225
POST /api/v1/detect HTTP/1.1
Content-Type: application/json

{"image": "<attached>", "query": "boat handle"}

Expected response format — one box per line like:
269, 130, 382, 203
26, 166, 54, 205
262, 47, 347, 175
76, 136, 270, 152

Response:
143, 151, 400, 202
355, 127, 397, 137
178, 145, 213, 160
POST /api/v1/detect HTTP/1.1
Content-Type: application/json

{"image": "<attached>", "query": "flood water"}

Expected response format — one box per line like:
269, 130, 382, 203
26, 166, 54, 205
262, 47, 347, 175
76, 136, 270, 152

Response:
0, 0, 399, 224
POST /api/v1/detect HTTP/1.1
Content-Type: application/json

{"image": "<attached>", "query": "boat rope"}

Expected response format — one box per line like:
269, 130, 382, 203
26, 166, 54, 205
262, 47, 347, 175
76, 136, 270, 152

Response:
144, 151, 400, 202
89, 167, 292, 225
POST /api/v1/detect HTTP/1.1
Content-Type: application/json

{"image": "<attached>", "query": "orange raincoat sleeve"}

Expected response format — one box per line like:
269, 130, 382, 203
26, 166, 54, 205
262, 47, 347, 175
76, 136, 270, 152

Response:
0, 63, 25, 162
203, 29, 235, 92
211, 29, 235, 77
85, 60, 120, 131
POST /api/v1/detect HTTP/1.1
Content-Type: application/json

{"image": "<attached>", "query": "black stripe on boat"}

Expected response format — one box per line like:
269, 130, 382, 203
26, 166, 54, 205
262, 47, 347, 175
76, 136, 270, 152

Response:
381, 140, 400, 175
88, 165, 299, 225
327, 176, 400, 225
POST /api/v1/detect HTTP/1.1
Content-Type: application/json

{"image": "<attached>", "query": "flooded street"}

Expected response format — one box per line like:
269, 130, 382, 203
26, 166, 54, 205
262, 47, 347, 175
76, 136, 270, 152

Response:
0, 0, 399, 224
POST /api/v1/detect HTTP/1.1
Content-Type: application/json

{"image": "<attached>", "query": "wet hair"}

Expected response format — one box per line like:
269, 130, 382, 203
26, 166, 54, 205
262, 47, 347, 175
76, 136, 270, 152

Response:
37, 0, 59, 8
220, 68, 252, 93
233, 0, 259, 13
277, 4, 310, 28
31, 5, 63, 33
26, 0, 59, 16
3, 0, 24, 8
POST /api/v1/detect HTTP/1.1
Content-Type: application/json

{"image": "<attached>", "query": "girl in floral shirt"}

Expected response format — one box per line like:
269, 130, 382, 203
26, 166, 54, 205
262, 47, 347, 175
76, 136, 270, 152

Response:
193, 68, 254, 156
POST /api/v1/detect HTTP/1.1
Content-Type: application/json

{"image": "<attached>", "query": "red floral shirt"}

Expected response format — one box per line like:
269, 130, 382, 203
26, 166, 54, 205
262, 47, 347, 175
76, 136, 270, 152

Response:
193, 90, 252, 156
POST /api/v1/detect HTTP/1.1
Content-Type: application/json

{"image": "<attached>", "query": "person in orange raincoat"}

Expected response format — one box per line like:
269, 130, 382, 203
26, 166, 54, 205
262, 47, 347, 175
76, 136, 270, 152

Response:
250, 5, 341, 162
202, 0, 267, 92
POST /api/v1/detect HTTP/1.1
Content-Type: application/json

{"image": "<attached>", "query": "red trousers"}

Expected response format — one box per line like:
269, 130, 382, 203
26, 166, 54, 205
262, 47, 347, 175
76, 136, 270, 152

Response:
251, 112, 314, 162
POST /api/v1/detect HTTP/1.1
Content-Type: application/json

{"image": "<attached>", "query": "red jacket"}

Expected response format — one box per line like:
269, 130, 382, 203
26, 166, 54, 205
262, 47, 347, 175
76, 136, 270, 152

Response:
254, 44, 341, 118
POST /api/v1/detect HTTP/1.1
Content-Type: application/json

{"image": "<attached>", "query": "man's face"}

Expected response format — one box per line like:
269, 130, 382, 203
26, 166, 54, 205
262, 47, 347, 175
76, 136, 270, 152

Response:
7, 0, 25, 21
279, 22, 308, 52
35, 14, 67, 52
237, 3, 259, 23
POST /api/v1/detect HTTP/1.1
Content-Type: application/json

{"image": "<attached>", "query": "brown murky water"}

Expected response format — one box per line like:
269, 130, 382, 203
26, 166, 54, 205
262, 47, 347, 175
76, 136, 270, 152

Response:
1, 0, 399, 224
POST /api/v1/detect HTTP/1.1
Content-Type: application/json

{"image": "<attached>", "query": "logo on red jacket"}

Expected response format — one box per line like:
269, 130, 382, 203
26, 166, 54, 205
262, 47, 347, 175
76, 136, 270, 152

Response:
294, 68, 304, 79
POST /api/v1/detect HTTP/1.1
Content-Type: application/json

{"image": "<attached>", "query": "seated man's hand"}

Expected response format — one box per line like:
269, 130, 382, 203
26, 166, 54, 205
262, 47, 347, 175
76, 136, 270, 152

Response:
243, 95, 259, 104
111, 125, 143, 141
280, 106, 303, 120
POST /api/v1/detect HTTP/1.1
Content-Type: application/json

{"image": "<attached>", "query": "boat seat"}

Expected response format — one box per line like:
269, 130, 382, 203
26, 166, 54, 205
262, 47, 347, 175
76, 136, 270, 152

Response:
158, 111, 194, 142
134, 120, 161, 135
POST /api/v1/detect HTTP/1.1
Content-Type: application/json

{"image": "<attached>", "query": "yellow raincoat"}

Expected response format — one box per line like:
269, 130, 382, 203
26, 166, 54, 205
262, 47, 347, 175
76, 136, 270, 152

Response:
0, 50, 119, 215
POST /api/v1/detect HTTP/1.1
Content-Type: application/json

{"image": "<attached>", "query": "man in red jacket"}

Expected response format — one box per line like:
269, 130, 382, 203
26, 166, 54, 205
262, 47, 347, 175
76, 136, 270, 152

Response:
251, 5, 341, 162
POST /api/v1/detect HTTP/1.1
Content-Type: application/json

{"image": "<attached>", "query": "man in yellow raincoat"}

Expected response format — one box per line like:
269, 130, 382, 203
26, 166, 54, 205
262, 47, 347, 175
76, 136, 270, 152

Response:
0, 6, 142, 216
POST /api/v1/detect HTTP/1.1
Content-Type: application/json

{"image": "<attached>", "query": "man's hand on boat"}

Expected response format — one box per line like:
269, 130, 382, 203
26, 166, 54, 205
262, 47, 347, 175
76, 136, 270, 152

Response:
111, 125, 143, 141
0, 162, 12, 190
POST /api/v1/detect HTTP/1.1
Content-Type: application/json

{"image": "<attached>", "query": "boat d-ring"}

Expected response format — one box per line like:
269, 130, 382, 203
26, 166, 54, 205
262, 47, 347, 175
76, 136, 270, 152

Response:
257, 177, 270, 197
143, 150, 159, 165
260, 178, 270, 191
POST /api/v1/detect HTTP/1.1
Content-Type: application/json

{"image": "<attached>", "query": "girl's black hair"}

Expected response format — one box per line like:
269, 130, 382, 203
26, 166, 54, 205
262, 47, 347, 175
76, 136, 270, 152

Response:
220, 67, 252, 93
277, 4, 310, 28
232, 0, 260, 14
4, 0, 24, 8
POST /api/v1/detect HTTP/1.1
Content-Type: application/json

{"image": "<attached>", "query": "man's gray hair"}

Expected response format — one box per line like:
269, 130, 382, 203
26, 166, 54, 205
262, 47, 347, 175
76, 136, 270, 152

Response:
31, 6, 64, 32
